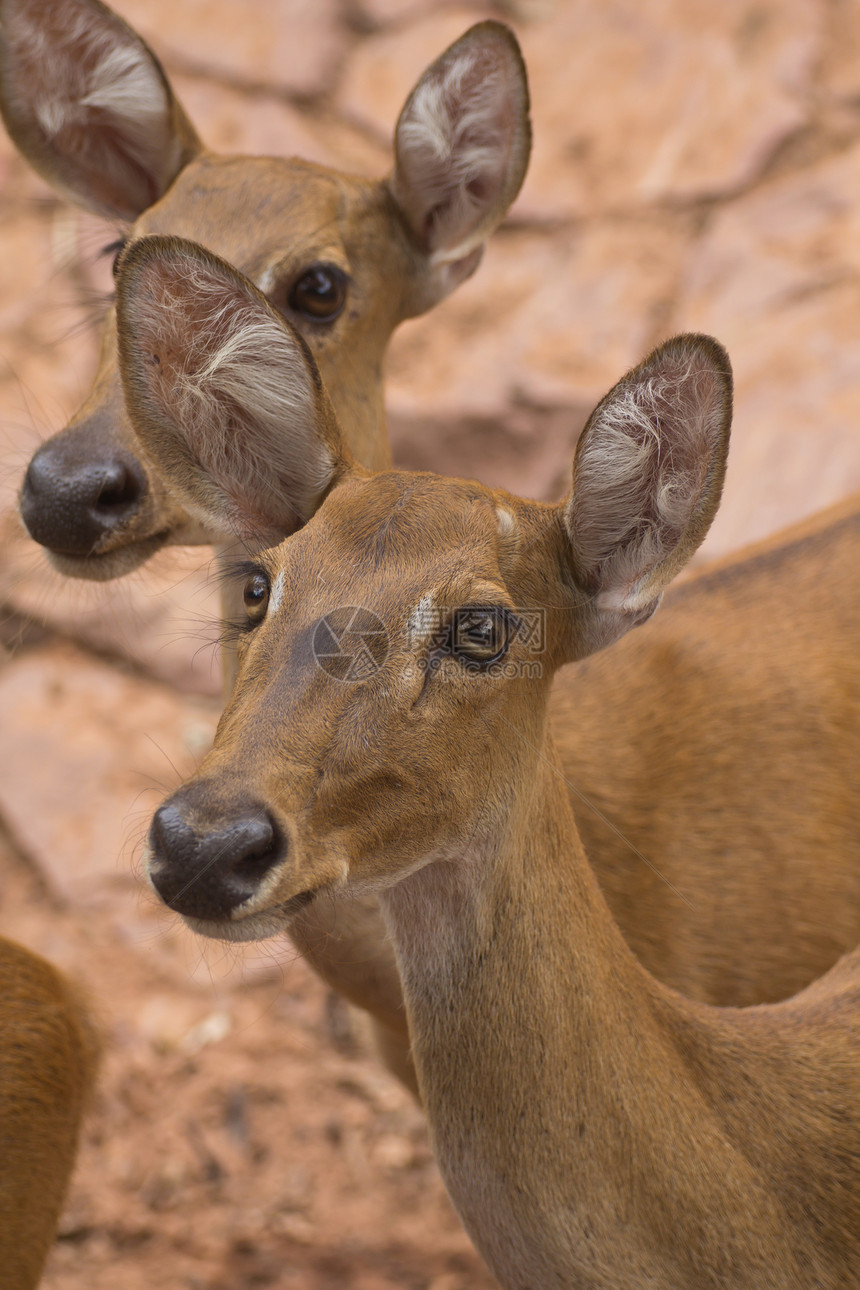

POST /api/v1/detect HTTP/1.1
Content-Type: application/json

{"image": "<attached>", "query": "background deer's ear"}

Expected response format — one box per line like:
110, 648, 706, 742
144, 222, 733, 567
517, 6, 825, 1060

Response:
115, 236, 350, 545
562, 334, 732, 658
391, 21, 530, 316
0, 0, 201, 220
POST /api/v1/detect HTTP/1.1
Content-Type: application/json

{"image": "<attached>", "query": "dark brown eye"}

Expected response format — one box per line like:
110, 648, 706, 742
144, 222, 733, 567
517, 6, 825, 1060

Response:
453, 607, 509, 664
287, 264, 347, 322
102, 237, 128, 278
243, 572, 270, 624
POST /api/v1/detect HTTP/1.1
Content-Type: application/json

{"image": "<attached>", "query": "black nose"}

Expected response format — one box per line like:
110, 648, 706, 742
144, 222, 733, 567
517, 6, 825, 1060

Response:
20, 434, 147, 556
148, 796, 282, 921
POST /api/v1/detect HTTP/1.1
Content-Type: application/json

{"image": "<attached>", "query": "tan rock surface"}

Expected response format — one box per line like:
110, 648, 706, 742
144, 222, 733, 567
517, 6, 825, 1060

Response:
818, 0, 860, 104
0, 519, 224, 694
109, 0, 348, 98
676, 143, 860, 552
517, 0, 821, 218
0, 641, 218, 901
389, 220, 683, 415
337, 7, 496, 141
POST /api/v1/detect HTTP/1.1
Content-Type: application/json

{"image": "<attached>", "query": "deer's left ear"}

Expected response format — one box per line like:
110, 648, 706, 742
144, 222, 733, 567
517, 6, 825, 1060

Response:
115, 236, 351, 545
0, 0, 201, 220
391, 20, 530, 315
562, 334, 732, 658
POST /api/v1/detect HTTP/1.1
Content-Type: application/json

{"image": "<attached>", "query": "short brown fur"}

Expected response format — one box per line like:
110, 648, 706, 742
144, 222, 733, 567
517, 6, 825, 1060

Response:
554, 492, 860, 1006
0, 938, 99, 1289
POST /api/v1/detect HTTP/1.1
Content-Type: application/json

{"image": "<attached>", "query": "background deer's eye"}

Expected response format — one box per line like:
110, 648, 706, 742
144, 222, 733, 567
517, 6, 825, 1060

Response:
453, 608, 509, 664
287, 264, 348, 322
243, 572, 270, 623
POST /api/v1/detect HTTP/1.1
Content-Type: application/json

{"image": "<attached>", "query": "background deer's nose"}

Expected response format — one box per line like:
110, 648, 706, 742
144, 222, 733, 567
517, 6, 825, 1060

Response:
20, 434, 147, 556
148, 797, 282, 921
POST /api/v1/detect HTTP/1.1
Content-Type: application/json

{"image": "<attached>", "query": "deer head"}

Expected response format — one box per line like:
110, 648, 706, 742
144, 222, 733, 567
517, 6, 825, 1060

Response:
2, 0, 530, 577
115, 236, 731, 939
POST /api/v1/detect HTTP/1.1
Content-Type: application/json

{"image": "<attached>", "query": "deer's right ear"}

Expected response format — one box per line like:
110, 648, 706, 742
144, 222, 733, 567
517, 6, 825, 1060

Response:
561, 334, 732, 659
115, 236, 350, 544
391, 21, 530, 316
0, 0, 201, 220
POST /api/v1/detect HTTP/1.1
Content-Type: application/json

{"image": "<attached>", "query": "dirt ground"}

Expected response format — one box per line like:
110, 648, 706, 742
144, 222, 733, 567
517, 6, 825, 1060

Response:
2, 0, 860, 1286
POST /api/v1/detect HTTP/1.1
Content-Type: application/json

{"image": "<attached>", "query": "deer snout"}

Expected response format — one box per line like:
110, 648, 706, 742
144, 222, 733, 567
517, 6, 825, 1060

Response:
20, 429, 148, 557
148, 794, 283, 922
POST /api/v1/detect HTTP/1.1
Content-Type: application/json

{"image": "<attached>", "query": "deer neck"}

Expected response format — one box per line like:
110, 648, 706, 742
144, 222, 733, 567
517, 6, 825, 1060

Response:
378, 738, 798, 1290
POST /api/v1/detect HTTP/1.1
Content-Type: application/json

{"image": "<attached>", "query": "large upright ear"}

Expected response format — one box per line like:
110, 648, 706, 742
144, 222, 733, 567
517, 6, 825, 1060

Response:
115, 236, 350, 545
0, 0, 201, 220
391, 21, 530, 314
563, 334, 732, 657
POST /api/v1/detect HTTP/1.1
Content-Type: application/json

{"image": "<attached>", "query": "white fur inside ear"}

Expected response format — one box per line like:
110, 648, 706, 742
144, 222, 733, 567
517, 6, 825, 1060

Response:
395, 35, 525, 261
80, 43, 168, 128
570, 350, 727, 611
3, 0, 184, 211
130, 256, 335, 538
13, 4, 165, 128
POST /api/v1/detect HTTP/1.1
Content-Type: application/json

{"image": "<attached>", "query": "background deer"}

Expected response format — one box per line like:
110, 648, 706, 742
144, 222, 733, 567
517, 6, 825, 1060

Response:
0, 938, 98, 1290
115, 240, 860, 1289
0, 0, 530, 588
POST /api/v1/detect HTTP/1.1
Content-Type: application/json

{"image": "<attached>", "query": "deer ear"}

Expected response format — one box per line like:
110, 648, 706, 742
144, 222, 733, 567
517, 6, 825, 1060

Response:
115, 236, 349, 545
562, 334, 732, 657
391, 21, 530, 315
0, 0, 201, 220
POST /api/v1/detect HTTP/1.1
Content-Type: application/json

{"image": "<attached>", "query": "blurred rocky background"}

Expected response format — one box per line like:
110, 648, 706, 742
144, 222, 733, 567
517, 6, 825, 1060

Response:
1, 0, 859, 1286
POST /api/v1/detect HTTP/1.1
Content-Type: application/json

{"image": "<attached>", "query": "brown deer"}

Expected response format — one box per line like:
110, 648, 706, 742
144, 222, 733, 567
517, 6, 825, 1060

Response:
115, 237, 860, 1289
1, 0, 530, 1086
0, 938, 99, 1289
114, 232, 860, 1097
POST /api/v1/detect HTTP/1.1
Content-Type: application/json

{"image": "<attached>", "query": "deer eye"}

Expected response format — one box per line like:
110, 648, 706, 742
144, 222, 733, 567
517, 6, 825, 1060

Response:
453, 607, 510, 665
243, 572, 270, 624
287, 263, 348, 322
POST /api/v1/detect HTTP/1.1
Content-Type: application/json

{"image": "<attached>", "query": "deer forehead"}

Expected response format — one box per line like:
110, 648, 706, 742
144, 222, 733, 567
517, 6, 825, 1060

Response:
310, 476, 510, 559
259, 477, 523, 614
134, 156, 386, 281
